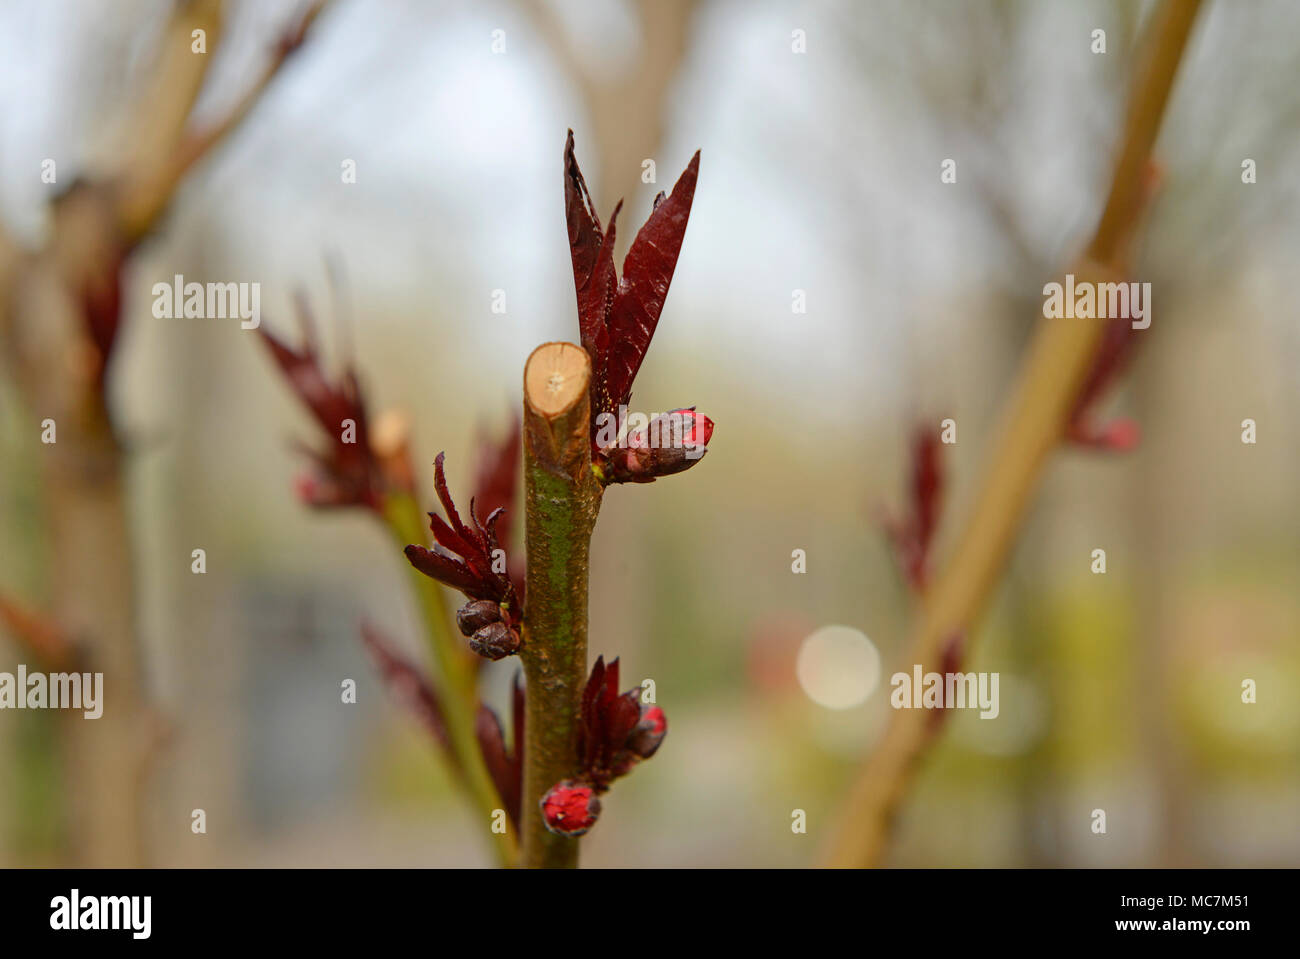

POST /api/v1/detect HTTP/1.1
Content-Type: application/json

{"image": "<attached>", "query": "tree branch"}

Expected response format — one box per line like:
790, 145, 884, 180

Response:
518, 342, 603, 868
117, 0, 330, 242
0, 0, 335, 867
820, 0, 1204, 869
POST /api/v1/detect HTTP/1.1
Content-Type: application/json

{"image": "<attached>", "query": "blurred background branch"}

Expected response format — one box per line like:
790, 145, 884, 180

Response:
821, 0, 1205, 868
0, 0, 331, 866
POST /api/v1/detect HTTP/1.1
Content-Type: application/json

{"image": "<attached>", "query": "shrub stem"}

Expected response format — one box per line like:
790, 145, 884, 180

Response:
518, 342, 603, 868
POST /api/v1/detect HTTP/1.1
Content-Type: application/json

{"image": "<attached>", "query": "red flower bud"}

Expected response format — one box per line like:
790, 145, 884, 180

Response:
457, 599, 503, 637
600, 408, 714, 484
626, 705, 667, 759
541, 780, 601, 837
468, 621, 520, 661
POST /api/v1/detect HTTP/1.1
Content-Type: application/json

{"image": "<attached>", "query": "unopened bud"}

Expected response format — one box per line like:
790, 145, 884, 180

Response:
603, 408, 714, 484
457, 599, 503, 637
468, 621, 520, 661
626, 705, 667, 759
541, 780, 601, 837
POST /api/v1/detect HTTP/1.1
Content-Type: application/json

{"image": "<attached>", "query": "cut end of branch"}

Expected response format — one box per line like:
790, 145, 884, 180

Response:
524, 342, 593, 482
525, 342, 590, 419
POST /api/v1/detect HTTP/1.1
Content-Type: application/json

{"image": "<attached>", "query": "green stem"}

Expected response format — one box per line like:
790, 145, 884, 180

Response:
384, 492, 518, 867
518, 342, 603, 868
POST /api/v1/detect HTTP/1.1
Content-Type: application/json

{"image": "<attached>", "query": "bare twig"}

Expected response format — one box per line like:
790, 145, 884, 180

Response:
820, 0, 1204, 869
118, 0, 331, 241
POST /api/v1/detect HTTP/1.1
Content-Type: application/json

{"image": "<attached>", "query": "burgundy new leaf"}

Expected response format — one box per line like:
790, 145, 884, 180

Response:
471, 414, 525, 604
884, 425, 945, 591
564, 133, 701, 440
542, 655, 667, 837
601, 153, 699, 414
928, 631, 967, 734
472, 414, 521, 536
574, 655, 666, 792
565, 129, 618, 361
260, 297, 383, 511
405, 453, 521, 628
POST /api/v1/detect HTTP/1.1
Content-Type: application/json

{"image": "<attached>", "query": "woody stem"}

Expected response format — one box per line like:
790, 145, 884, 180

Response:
819, 0, 1203, 868
519, 342, 603, 868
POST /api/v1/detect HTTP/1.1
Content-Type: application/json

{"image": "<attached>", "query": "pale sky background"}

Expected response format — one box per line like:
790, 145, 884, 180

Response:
1, 0, 1296, 429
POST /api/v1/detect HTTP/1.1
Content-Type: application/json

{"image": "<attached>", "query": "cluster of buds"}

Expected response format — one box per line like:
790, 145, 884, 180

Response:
404, 453, 523, 660
456, 599, 518, 661
540, 656, 667, 837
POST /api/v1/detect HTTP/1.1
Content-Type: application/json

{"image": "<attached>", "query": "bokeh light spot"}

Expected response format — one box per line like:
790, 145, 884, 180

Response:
796, 625, 880, 709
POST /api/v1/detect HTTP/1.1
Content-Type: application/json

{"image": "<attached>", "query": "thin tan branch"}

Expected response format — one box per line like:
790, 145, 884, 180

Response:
117, 0, 329, 241
820, 0, 1204, 869
117, 0, 226, 188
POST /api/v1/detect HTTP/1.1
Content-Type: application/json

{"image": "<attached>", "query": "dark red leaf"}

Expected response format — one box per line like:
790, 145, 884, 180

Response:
910, 428, 942, 555
433, 452, 472, 543
473, 413, 521, 544
601, 657, 620, 708
601, 151, 700, 414
403, 544, 482, 597
405, 454, 521, 627
884, 425, 945, 591
583, 655, 607, 722
564, 134, 701, 440
574, 655, 667, 791
259, 299, 381, 511
604, 690, 643, 766
565, 129, 614, 354
928, 631, 967, 734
